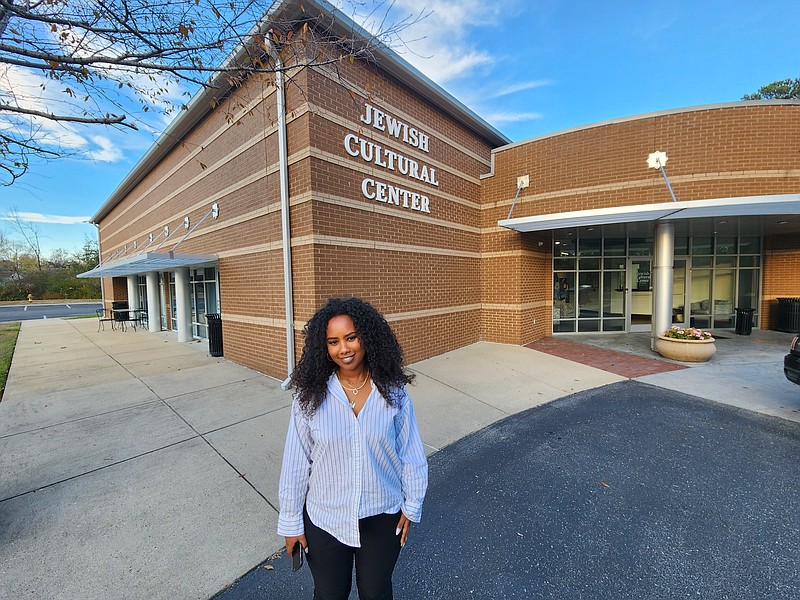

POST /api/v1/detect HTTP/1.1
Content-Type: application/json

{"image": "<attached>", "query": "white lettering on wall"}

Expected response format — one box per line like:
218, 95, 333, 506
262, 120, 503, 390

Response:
360, 103, 430, 153
361, 178, 430, 213
343, 134, 439, 187
349, 103, 438, 216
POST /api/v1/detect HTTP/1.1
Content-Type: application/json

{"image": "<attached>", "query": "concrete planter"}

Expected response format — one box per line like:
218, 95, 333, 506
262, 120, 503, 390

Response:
655, 335, 717, 362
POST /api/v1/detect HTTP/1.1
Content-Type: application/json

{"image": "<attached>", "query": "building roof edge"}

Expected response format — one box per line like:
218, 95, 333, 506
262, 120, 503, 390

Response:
491, 100, 800, 156
91, 0, 509, 223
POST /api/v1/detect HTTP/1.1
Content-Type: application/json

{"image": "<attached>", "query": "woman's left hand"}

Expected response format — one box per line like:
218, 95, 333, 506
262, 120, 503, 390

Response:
396, 512, 411, 547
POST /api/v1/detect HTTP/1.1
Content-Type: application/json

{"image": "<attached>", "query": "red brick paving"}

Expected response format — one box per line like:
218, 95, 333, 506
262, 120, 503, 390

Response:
525, 337, 689, 379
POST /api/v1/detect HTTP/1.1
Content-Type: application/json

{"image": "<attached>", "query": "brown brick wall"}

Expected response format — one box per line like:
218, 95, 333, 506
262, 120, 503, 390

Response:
96, 31, 800, 380
294, 55, 494, 369
482, 103, 800, 342
223, 321, 289, 375
762, 233, 800, 329
96, 27, 500, 375
482, 104, 800, 223
390, 310, 481, 365
108, 277, 128, 308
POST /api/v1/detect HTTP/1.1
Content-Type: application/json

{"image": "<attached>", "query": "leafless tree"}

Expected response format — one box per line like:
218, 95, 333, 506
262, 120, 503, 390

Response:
0, 0, 425, 185
6, 208, 43, 270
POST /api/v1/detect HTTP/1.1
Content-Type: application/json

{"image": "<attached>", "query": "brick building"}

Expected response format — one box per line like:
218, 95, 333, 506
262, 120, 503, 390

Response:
80, 0, 800, 381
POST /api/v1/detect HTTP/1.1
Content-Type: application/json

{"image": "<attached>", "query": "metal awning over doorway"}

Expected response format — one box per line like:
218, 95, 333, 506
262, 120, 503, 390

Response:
498, 193, 800, 233
77, 252, 218, 278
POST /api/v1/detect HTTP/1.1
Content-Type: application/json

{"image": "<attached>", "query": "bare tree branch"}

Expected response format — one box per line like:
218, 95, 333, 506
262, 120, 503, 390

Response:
7, 208, 44, 271
0, 0, 425, 185
0, 102, 133, 126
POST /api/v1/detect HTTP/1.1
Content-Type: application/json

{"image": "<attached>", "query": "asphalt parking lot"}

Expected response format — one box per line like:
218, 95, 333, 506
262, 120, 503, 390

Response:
216, 380, 800, 599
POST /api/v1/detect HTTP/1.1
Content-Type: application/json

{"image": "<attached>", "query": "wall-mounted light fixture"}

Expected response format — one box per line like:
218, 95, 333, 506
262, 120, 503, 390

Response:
647, 150, 679, 203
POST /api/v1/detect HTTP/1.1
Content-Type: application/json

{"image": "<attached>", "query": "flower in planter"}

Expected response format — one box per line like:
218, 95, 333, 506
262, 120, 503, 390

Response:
662, 326, 714, 340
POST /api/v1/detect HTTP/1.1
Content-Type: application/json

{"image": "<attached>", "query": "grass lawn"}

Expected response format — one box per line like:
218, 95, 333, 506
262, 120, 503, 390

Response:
0, 322, 20, 399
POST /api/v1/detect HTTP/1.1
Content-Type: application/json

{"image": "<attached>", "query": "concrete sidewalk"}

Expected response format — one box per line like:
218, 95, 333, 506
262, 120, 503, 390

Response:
555, 329, 800, 423
0, 318, 625, 600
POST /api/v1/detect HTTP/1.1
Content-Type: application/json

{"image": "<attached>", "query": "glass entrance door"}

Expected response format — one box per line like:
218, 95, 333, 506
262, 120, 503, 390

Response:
627, 258, 653, 332
689, 264, 712, 329
158, 273, 167, 330
673, 259, 687, 325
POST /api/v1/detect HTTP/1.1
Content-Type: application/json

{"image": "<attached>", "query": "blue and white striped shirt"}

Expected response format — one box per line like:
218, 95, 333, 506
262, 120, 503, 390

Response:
277, 374, 428, 548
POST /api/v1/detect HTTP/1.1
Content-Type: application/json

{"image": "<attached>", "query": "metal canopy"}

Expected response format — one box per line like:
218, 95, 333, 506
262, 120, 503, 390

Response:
497, 193, 800, 233
77, 252, 218, 278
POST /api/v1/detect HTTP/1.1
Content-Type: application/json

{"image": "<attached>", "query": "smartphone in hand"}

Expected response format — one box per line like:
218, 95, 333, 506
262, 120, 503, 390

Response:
291, 542, 304, 571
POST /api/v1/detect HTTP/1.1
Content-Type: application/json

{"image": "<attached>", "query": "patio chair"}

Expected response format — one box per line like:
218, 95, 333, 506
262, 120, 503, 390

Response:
96, 308, 114, 332
135, 309, 148, 330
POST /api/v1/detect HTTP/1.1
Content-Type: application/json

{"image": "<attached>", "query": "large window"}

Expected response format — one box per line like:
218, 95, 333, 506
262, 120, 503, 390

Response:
684, 236, 760, 330
137, 275, 147, 310
190, 267, 219, 339
162, 268, 220, 338
553, 231, 641, 333
552, 231, 761, 333
169, 273, 177, 331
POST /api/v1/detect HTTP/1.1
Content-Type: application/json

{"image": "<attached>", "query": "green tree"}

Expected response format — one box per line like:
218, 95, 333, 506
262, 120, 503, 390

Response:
72, 236, 100, 272
742, 78, 800, 100
0, 236, 100, 299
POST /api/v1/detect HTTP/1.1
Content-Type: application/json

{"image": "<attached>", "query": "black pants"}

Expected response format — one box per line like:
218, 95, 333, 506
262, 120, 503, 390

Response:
303, 508, 402, 600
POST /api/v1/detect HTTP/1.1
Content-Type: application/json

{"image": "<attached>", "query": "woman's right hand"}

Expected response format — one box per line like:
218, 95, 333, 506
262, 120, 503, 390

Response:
285, 534, 308, 555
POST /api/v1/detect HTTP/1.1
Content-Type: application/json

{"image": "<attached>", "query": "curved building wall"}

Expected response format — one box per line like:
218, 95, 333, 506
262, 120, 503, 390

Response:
480, 102, 800, 344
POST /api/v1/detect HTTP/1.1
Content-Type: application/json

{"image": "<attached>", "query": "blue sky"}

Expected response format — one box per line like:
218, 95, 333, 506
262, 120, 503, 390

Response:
1, 0, 798, 255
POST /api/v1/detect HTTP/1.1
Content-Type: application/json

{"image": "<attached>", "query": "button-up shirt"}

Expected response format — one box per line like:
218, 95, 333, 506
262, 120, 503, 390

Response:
277, 374, 428, 547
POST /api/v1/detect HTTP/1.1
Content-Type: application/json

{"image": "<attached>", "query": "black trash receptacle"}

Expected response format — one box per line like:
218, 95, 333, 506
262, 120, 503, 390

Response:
111, 300, 129, 322
734, 307, 755, 335
206, 313, 223, 357
776, 298, 800, 333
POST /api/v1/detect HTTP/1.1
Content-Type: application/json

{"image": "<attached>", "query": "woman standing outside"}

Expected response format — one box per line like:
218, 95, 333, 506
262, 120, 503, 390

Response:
278, 297, 428, 600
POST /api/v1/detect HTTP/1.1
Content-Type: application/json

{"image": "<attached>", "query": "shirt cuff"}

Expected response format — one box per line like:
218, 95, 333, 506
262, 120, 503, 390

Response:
401, 499, 423, 523
277, 511, 305, 537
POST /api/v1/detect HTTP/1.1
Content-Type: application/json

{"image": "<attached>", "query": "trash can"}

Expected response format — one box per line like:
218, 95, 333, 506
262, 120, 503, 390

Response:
111, 300, 129, 322
206, 313, 223, 357
776, 298, 800, 333
734, 307, 754, 335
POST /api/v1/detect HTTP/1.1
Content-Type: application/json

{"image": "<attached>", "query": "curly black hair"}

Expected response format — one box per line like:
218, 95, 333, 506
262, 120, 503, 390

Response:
290, 297, 414, 415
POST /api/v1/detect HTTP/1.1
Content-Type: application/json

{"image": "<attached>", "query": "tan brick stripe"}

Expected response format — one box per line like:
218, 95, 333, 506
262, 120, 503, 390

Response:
482, 301, 550, 311
222, 303, 483, 331
101, 86, 277, 231
483, 170, 800, 211
306, 102, 483, 185
302, 146, 482, 210
290, 235, 481, 258
312, 64, 493, 169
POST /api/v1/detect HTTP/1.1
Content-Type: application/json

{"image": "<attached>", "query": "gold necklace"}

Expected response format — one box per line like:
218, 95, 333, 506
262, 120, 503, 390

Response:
337, 371, 370, 407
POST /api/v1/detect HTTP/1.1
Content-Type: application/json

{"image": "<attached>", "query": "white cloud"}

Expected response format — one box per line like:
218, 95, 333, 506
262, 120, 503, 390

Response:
373, 0, 522, 83
491, 80, 552, 99
413, 48, 494, 83
633, 13, 679, 40
87, 135, 124, 162
483, 111, 543, 124
1, 212, 90, 225
342, 1, 544, 133
0, 64, 155, 164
